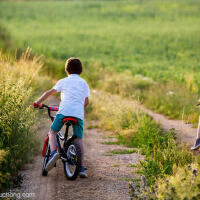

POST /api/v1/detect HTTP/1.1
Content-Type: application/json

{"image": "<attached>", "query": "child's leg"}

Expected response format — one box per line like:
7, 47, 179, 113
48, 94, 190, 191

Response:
75, 138, 84, 166
72, 118, 84, 166
48, 130, 57, 152
72, 119, 87, 177
46, 129, 60, 172
196, 116, 200, 139
191, 116, 200, 150
49, 114, 65, 152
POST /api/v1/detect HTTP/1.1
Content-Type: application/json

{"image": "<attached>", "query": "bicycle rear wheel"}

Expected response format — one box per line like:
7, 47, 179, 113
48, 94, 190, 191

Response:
63, 140, 81, 180
42, 142, 50, 176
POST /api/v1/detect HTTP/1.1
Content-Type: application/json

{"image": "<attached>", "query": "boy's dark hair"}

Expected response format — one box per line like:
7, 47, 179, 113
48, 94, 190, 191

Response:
65, 58, 82, 75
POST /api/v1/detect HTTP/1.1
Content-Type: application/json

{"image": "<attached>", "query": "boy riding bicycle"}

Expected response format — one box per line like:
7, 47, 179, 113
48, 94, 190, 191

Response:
34, 58, 90, 178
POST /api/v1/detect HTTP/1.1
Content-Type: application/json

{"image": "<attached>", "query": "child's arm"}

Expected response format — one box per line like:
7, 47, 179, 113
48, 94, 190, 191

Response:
34, 89, 57, 105
84, 97, 89, 116
84, 97, 89, 108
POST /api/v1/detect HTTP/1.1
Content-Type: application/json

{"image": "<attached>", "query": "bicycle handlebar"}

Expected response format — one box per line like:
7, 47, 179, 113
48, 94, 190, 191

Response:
33, 103, 59, 121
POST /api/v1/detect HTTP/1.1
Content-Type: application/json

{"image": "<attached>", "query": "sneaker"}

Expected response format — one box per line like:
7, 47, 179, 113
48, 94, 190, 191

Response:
45, 150, 60, 172
191, 138, 200, 150
79, 166, 88, 178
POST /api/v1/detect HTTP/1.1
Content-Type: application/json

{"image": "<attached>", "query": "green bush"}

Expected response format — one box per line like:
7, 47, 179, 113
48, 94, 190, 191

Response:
103, 72, 154, 100
0, 150, 10, 190
0, 49, 42, 190
138, 140, 193, 186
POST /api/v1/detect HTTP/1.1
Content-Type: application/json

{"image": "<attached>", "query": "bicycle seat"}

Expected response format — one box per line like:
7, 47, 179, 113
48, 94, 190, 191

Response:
62, 117, 78, 125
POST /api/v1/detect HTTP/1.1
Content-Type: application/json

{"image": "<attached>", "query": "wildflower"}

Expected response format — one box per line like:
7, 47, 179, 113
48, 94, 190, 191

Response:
165, 179, 169, 189
141, 175, 146, 187
193, 169, 198, 176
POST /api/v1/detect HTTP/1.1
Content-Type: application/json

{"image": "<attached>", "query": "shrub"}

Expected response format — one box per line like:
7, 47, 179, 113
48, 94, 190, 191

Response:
0, 150, 10, 190
0, 49, 42, 190
138, 141, 193, 186
103, 72, 154, 100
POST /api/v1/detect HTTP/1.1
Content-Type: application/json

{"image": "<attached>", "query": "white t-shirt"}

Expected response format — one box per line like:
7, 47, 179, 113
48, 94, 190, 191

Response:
53, 74, 90, 120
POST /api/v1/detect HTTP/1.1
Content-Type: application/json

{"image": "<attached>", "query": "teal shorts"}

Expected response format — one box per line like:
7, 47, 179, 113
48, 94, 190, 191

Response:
50, 114, 83, 139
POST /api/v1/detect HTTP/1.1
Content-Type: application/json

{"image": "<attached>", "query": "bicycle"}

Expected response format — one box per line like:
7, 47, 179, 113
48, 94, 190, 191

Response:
33, 103, 82, 180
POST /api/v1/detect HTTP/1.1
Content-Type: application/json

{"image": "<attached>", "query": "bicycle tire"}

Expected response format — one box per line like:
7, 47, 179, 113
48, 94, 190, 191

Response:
42, 142, 50, 176
63, 140, 81, 180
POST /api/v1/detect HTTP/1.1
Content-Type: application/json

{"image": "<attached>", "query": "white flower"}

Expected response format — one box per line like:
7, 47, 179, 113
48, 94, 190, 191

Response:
166, 91, 174, 95
92, 89, 97, 93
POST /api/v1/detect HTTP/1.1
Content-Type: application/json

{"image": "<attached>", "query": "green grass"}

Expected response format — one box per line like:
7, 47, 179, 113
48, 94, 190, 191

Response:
101, 141, 120, 145
118, 177, 136, 182
0, 0, 199, 82
112, 164, 120, 167
87, 124, 99, 129
109, 149, 137, 155
127, 164, 137, 168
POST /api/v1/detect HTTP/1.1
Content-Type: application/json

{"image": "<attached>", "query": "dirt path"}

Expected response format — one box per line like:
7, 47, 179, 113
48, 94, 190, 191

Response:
17, 97, 142, 200
17, 91, 198, 199
137, 104, 197, 146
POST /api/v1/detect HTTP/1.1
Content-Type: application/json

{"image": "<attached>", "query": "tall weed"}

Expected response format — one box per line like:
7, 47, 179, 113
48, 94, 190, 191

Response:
0, 49, 42, 190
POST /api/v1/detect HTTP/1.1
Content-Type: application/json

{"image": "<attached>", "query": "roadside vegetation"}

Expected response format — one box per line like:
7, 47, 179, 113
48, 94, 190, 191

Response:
0, 49, 51, 191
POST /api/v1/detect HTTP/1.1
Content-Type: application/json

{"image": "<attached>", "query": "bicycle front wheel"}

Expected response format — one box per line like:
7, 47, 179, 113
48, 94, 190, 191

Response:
42, 142, 50, 176
63, 140, 81, 180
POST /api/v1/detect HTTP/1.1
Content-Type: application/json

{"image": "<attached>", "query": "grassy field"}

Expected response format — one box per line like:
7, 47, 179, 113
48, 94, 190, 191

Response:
0, 0, 199, 82
0, 0, 200, 122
